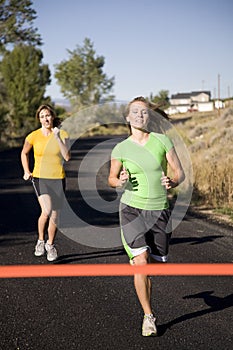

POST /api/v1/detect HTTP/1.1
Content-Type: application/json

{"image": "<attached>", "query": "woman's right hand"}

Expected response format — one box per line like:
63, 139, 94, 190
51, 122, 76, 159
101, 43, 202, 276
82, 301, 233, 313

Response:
119, 167, 129, 186
23, 172, 32, 181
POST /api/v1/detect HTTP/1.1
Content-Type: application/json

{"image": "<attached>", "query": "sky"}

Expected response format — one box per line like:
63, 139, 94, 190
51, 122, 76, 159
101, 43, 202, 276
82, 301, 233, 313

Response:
33, 0, 233, 103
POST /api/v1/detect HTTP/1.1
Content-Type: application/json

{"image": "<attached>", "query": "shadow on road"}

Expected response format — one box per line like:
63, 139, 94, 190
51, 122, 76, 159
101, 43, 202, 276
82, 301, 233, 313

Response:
54, 248, 126, 264
170, 235, 224, 245
158, 290, 233, 336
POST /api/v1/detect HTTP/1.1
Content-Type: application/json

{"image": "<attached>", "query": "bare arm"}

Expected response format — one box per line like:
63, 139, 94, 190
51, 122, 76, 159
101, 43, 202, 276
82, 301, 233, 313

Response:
161, 147, 185, 189
21, 140, 33, 180
108, 158, 129, 188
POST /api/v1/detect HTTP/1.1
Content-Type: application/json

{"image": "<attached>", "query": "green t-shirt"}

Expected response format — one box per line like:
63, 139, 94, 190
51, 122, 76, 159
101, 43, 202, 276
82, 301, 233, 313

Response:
111, 132, 174, 210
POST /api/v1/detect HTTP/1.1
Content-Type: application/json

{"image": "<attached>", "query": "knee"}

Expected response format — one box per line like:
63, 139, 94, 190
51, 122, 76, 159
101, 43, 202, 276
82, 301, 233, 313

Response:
40, 211, 49, 220
133, 251, 149, 266
50, 211, 59, 225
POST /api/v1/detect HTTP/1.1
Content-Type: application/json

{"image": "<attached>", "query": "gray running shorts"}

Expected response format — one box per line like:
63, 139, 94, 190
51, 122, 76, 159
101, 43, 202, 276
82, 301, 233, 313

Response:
120, 203, 172, 262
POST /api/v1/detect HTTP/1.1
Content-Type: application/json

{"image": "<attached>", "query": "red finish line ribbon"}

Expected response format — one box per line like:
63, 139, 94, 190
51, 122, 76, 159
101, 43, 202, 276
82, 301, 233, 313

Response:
0, 264, 232, 278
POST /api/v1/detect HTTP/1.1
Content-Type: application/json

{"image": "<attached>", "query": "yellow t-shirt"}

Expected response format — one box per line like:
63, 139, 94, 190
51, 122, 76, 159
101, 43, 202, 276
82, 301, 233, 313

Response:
26, 128, 69, 179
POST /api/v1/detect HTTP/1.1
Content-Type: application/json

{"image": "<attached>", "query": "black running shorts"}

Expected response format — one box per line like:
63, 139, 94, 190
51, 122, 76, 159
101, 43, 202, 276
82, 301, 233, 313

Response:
32, 177, 66, 209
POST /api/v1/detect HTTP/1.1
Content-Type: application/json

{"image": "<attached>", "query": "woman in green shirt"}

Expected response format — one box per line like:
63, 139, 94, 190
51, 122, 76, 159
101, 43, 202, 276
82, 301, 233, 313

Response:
108, 96, 185, 336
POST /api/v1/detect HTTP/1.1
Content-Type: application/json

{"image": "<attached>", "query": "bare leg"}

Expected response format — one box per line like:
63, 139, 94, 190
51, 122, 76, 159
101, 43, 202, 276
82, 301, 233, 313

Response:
38, 194, 51, 241
38, 212, 48, 241
133, 251, 153, 315
47, 210, 59, 245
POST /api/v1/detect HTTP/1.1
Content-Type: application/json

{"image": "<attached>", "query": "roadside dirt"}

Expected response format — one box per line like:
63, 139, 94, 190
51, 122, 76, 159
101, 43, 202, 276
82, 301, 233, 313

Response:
189, 205, 233, 229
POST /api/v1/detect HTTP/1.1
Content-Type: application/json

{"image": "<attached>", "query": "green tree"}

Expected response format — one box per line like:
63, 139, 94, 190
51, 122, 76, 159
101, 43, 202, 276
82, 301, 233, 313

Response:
150, 90, 170, 110
0, 0, 42, 53
1, 44, 51, 135
0, 92, 8, 144
55, 38, 115, 109
0, 71, 9, 143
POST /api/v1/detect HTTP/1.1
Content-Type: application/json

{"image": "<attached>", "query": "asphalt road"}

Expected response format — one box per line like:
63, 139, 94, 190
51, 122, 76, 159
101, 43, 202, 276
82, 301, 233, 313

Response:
0, 135, 232, 350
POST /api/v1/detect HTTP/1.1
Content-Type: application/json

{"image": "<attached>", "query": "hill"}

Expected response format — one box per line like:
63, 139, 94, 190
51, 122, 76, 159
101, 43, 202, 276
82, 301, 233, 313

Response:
171, 107, 233, 222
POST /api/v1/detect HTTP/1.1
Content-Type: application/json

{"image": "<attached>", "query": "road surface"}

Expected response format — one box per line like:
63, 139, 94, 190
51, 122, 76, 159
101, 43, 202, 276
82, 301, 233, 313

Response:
0, 136, 232, 350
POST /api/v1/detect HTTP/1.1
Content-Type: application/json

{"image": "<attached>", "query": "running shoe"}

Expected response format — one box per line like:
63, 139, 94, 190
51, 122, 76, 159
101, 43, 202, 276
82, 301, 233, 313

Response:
45, 242, 58, 262
142, 314, 158, 336
34, 240, 45, 257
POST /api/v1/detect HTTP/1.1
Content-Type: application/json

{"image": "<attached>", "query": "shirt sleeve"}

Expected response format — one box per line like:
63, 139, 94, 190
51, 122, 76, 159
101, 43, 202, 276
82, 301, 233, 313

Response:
111, 144, 122, 162
60, 129, 69, 141
163, 135, 174, 152
153, 133, 174, 153
25, 131, 35, 145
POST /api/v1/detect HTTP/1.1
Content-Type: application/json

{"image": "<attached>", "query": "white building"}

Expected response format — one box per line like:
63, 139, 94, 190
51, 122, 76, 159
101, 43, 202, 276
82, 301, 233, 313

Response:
167, 91, 214, 114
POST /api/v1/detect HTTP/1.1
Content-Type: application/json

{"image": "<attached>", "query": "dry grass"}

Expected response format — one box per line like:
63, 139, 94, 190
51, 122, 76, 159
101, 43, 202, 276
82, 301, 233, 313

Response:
172, 107, 233, 211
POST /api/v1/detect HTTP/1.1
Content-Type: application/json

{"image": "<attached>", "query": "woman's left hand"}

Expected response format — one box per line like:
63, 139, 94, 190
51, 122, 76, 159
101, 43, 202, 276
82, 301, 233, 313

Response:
52, 127, 60, 139
161, 171, 174, 190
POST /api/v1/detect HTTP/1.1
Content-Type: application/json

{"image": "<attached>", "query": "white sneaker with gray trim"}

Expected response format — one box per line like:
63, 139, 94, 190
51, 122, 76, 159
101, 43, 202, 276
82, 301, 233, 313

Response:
45, 242, 58, 262
34, 240, 45, 256
142, 314, 158, 336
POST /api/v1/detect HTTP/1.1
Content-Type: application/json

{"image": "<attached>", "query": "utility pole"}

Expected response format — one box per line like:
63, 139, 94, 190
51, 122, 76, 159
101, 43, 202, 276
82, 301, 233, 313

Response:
218, 74, 221, 116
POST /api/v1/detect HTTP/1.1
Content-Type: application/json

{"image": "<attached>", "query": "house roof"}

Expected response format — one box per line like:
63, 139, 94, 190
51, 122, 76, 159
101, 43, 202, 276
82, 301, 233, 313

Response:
171, 93, 191, 99
191, 90, 211, 97
171, 91, 211, 99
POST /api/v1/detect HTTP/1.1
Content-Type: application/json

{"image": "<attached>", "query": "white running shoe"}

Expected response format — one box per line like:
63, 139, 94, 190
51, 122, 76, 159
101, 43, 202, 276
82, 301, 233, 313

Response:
45, 242, 58, 262
34, 240, 45, 257
142, 314, 158, 336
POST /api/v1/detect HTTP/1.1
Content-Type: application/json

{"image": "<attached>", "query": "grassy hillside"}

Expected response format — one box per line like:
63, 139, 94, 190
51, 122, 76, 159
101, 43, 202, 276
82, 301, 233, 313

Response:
172, 107, 233, 219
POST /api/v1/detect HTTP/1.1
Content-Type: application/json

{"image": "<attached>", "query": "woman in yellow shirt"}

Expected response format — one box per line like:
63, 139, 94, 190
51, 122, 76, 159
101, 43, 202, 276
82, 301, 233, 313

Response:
21, 104, 71, 261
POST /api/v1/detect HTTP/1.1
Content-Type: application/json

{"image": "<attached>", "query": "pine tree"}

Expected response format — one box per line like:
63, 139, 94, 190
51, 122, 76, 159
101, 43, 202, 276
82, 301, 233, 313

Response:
0, 0, 42, 53
55, 38, 115, 109
1, 44, 51, 134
